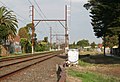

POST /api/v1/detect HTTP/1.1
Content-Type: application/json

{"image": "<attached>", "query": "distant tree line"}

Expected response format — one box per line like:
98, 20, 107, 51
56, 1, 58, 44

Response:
69, 39, 96, 49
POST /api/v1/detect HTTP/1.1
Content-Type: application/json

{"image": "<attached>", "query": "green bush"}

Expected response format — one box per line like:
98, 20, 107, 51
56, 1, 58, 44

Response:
35, 44, 49, 52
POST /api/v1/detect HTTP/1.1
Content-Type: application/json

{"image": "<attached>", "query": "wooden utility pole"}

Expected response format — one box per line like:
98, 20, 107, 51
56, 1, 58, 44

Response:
32, 5, 34, 54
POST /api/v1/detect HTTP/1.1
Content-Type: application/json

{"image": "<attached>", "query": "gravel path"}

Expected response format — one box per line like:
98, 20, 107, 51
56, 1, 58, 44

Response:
0, 55, 66, 82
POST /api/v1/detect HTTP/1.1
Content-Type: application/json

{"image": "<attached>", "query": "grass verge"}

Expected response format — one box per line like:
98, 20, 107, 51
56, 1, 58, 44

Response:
68, 69, 120, 82
78, 59, 92, 66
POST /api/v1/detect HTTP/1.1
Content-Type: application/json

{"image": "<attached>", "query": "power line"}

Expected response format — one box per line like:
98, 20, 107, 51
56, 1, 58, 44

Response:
28, 0, 43, 18
27, 0, 33, 5
0, 1, 30, 24
33, 0, 47, 19
34, 8, 43, 19
28, 0, 62, 30
27, 0, 51, 37
18, 19, 27, 25
27, 0, 64, 40
28, 0, 44, 20
28, 0, 50, 29
28, 0, 49, 26
33, 0, 51, 26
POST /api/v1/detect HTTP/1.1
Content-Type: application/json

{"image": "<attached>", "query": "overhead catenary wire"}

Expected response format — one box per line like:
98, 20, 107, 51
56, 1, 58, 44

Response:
33, 0, 47, 18
28, 0, 65, 30
29, 0, 59, 37
28, 0, 50, 38
33, 0, 51, 27
27, 0, 33, 5
0, 1, 30, 24
28, 0, 43, 18
18, 19, 27, 25
28, 0, 64, 42
33, 0, 64, 34
28, 0, 51, 28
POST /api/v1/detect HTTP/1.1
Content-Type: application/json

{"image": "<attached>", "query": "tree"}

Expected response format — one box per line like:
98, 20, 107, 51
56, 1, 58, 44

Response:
20, 38, 28, 53
0, 6, 18, 55
103, 35, 118, 48
0, 25, 8, 44
90, 42, 96, 49
0, 6, 18, 43
84, 0, 120, 55
43, 37, 48, 43
18, 27, 28, 39
18, 23, 34, 53
18, 23, 33, 40
69, 42, 77, 49
77, 39, 89, 48
35, 40, 49, 52
84, 0, 120, 38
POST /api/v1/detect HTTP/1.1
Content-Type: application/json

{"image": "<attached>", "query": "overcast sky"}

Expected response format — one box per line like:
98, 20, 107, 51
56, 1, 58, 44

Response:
0, 0, 102, 44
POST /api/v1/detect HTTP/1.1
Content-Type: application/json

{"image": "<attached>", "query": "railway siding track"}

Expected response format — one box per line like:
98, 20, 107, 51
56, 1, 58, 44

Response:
0, 51, 55, 62
0, 51, 63, 67
0, 51, 63, 80
0, 53, 52, 68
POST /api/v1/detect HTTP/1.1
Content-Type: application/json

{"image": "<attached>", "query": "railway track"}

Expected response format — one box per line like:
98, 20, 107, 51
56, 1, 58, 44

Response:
0, 51, 63, 80
0, 51, 54, 62
0, 51, 63, 68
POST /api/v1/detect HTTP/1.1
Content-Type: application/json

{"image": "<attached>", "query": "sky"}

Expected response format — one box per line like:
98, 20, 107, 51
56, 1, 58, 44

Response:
0, 0, 102, 44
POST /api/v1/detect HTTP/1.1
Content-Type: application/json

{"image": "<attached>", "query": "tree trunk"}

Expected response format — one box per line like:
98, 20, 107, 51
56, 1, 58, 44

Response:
118, 34, 120, 56
103, 34, 106, 56
22, 46, 26, 53
0, 45, 1, 56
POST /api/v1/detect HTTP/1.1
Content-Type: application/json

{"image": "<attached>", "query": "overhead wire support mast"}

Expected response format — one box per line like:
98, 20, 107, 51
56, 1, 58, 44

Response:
33, 5, 69, 50
32, 5, 35, 54
65, 5, 69, 50
50, 27, 52, 50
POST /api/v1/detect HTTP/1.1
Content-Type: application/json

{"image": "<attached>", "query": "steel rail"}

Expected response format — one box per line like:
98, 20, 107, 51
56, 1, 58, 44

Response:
0, 51, 56, 62
0, 53, 53, 68
0, 54, 58, 80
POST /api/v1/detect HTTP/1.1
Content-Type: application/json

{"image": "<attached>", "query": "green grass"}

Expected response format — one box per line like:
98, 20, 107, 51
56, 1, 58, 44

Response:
80, 51, 103, 55
68, 69, 120, 82
78, 60, 91, 66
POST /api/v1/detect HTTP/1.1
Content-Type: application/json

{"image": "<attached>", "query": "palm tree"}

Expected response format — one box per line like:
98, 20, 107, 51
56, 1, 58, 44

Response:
0, 6, 18, 55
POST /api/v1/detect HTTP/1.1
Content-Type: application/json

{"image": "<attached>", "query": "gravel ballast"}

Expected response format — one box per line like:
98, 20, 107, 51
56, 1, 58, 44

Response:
0, 55, 66, 82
